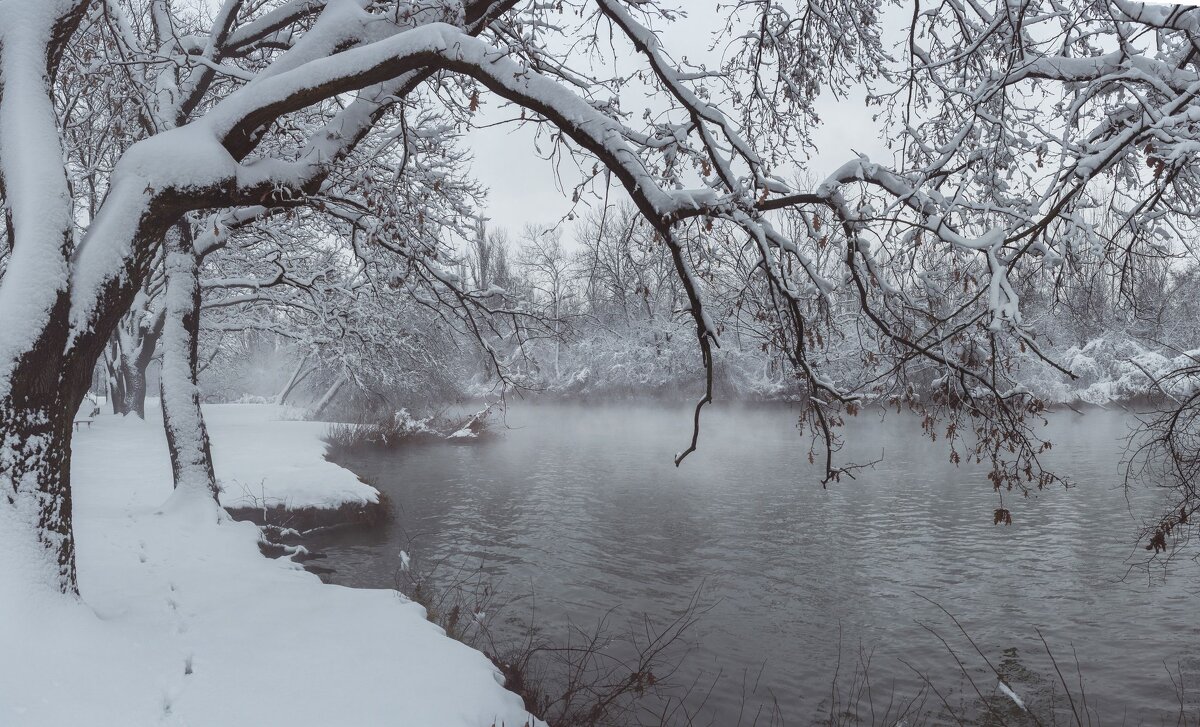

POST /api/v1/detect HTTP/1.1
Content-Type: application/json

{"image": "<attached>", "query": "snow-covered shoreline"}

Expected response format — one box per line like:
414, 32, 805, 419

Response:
0, 403, 537, 726
206, 403, 382, 512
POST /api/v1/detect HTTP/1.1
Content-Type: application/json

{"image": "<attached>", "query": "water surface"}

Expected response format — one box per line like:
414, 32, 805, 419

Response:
315, 404, 1200, 724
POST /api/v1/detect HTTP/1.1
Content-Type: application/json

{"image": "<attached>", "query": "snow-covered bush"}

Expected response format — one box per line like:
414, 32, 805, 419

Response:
1022, 337, 1199, 406
325, 409, 439, 451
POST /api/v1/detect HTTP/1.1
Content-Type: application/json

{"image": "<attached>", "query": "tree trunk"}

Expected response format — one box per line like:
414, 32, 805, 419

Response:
0, 397, 77, 595
159, 224, 219, 501
104, 342, 128, 415
106, 315, 163, 419
311, 375, 346, 419
128, 316, 164, 419
276, 354, 312, 405
121, 352, 149, 418
1, 218, 184, 595
105, 352, 151, 417
0, 295, 86, 596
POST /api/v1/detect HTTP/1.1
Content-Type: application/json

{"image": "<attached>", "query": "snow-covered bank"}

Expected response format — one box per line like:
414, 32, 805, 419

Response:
206, 403, 380, 511
0, 404, 537, 726
1025, 338, 1200, 406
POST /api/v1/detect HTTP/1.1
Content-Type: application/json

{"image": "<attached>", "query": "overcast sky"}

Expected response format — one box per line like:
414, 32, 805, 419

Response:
464, 4, 897, 243
468, 92, 890, 237
462, 0, 1200, 242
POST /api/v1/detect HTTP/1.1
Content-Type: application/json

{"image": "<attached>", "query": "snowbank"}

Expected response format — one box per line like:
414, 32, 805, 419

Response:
0, 404, 537, 727
204, 403, 379, 511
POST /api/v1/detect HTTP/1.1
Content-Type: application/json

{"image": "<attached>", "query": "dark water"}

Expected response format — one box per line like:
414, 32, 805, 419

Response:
313, 404, 1200, 724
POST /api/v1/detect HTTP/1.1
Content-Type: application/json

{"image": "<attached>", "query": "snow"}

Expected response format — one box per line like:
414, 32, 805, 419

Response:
69, 127, 239, 336
159, 241, 217, 496
0, 404, 537, 727
1024, 337, 1200, 406
0, 2, 75, 398
997, 681, 1026, 711
205, 403, 380, 510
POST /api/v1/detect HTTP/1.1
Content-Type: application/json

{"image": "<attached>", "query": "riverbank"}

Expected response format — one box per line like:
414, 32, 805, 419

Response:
0, 403, 537, 726
209, 404, 379, 508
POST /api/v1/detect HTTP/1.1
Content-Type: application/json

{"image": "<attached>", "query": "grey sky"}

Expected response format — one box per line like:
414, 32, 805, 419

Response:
465, 4, 897, 240
465, 0, 1200, 239
469, 91, 890, 237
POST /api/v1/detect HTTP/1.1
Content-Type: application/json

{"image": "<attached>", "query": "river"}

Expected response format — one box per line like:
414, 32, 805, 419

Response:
312, 403, 1200, 724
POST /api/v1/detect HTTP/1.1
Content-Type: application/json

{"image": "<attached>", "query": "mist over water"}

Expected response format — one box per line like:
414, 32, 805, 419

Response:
315, 404, 1200, 723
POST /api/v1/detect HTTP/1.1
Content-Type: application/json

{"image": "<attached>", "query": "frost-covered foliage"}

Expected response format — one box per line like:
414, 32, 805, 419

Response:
1024, 339, 1199, 405
468, 209, 807, 400
199, 254, 473, 418
1012, 248, 1200, 406
479, 207, 1200, 410
324, 408, 440, 450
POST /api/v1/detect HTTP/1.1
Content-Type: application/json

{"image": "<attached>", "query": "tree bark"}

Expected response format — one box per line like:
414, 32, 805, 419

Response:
0, 2, 89, 594
106, 312, 164, 418
121, 352, 149, 418
159, 224, 219, 500
0, 293, 85, 595
103, 341, 128, 415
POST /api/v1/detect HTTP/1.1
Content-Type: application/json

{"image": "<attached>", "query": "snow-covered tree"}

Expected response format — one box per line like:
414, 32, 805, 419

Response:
5, 0, 1200, 596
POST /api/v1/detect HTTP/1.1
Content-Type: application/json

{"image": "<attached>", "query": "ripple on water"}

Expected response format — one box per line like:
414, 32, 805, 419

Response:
317, 404, 1200, 724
